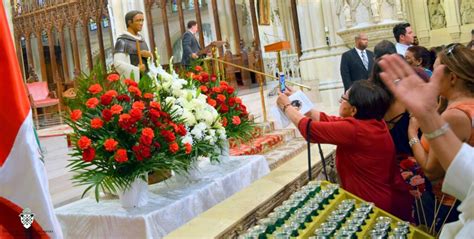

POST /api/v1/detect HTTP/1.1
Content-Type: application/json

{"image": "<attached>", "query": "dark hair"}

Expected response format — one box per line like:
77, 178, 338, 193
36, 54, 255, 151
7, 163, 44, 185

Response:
125, 10, 143, 28
347, 80, 391, 120
471, 29, 474, 35
187, 20, 197, 29
407, 46, 432, 69
370, 59, 430, 103
393, 23, 411, 43
374, 40, 397, 59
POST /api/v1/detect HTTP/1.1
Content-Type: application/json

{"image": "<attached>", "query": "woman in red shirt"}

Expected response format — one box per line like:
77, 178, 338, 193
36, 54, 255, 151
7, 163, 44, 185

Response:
277, 80, 412, 221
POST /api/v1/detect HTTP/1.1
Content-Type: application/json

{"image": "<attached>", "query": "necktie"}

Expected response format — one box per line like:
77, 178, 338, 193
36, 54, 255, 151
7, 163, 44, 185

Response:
361, 51, 369, 70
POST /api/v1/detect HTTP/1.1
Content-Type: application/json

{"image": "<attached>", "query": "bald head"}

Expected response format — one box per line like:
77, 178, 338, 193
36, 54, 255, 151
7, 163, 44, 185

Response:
355, 33, 369, 50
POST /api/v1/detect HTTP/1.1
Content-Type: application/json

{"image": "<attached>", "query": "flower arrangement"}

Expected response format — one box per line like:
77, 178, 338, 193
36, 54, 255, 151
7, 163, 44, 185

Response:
399, 157, 426, 198
66, 60, 226, 201
186, 65, 255, 142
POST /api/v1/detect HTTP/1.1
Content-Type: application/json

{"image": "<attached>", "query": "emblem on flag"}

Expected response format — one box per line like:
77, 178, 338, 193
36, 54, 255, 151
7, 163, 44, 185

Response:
19, 208, 35, 229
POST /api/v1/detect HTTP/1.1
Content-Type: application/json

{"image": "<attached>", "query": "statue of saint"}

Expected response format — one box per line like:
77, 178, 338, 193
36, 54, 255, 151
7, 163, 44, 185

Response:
428, 0, 446, 29
113, 10, 152, 80
461, 0, 474, 25
370, 0, 381, 23
343, 2, 352, 27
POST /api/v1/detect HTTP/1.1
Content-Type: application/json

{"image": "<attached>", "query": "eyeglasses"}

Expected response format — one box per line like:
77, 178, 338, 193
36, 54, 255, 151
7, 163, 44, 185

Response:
339, 95, 349, 104
445, 43, 461, 57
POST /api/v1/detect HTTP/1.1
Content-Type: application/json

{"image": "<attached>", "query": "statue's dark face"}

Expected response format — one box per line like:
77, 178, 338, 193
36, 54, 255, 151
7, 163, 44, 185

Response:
128, 14, 144, 33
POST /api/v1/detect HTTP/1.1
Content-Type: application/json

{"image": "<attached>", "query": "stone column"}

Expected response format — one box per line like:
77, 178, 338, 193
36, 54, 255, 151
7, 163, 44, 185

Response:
408, 0, 430, 46
296, 0, 314, 55
304, 0, 328, 56
444, 0, 461, 42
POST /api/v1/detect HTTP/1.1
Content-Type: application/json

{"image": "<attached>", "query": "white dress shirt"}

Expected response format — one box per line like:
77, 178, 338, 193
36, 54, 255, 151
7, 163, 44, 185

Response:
440, 143, 474, 238
354, 48, 367, 65
396, 42, 410, 57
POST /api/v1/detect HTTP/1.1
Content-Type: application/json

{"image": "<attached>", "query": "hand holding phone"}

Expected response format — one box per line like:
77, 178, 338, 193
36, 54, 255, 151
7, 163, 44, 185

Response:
279, 73, 286, 93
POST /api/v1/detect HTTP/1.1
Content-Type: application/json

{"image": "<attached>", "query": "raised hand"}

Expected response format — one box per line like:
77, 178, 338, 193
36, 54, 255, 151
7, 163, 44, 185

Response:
378, 54, 444, 119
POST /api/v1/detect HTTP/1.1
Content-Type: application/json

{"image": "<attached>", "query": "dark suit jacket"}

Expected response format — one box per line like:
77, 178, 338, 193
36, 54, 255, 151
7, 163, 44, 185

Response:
340, 48, 374, 91
181, 31, 201, 66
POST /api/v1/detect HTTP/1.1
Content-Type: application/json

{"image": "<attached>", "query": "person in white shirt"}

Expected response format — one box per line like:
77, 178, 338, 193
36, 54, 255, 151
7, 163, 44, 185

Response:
378, 54, 474, 238
393, 23, 415, 56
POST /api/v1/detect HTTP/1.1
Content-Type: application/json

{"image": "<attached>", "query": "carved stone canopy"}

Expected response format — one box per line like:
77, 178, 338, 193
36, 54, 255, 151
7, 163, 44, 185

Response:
337, 21, 404, 49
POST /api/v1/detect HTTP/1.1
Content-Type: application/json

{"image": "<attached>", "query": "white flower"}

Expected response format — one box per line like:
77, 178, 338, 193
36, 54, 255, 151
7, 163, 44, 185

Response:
165, 97, 175, 105
181, 133, 194, 145
182, 109, 196, 125
171, 104, 184, 116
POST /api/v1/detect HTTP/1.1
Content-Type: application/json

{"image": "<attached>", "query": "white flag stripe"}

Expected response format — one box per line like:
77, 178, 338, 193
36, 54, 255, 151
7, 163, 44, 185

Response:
0, 110, 63, 238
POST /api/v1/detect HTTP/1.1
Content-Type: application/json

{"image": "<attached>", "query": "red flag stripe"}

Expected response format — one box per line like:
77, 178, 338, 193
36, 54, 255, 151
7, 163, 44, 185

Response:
0, 3, 31, 166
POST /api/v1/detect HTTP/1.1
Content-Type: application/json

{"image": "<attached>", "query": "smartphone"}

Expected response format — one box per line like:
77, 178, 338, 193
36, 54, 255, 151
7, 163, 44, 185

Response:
279, 73, 286, 92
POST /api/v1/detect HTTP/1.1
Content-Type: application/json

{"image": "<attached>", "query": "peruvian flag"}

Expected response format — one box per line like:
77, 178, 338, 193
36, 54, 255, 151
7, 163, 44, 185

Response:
0, 2, 63, 238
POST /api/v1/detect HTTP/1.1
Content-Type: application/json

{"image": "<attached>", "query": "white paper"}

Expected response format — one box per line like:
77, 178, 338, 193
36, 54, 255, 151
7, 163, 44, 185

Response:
271, 91, 314, 128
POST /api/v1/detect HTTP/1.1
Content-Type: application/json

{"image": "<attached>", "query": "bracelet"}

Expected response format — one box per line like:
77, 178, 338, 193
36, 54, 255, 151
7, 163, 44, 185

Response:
408, 137, 420, 147
282, 103, 291, 113
424, 123, 450, 140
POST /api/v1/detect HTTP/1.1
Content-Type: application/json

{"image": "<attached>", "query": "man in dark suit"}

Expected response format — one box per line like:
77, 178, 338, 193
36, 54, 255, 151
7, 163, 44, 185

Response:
181, 20, 201, 68
340, 33, 374, 91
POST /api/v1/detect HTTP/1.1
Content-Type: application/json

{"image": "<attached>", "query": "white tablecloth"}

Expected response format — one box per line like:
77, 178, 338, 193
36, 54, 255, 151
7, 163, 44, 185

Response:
55, 155, 269, 238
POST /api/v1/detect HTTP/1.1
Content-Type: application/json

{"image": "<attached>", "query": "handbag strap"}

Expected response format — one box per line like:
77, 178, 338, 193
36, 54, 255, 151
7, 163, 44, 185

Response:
306, 119, 312, 180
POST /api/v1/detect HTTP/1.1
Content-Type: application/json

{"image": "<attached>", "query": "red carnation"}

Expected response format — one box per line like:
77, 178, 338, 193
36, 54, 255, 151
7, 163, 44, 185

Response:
194, 65, 203, 72
82, 147, 95, 162
235, 98, 242, 104
212, 87, 222, 93
132, 101, 145, 110
105, 90, 118, 97
161, 129, 176, 142
149, 109, 161, 119
219, 104, 229, 113
200, 85, 208, 93
200, 72, 209, 82
102, 109, 113, 122
124, 78, 138, 87
400, 158, 416, 170
70, 109, 82, 121
207, 98, 217, 107
104, 138, 118, 151
88, 84, 103, 95
100, 94, 113, 106
114, 149, 128, 163
176, 124, 187, 136
142, 127, 154, 138
130, 108, 143, 121
184, 143, 192, 154
107, 74, 120, 82
222, 117, 228, 127
144, 93, 154, 99
90, 118, 104, 129
128, 86, 142, 97
216, 94, 226, 102
110, 104, 123, 115
169, 142, 179, 154
77, 136, 92, 150
226, 87, 235, 95
150, 101, 161, 110
140, 128, 154, 146
220, 81, 229, 86
117, 94, 131, 102
232, 116, 241, 125
228, 97, 236, 107
86, 98, 99, 108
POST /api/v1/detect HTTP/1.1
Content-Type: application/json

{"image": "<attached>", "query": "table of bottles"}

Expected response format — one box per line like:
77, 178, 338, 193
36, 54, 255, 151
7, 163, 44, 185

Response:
239, 181, 433, 239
